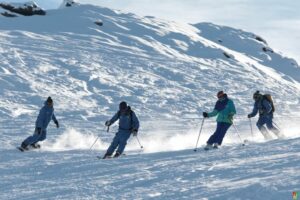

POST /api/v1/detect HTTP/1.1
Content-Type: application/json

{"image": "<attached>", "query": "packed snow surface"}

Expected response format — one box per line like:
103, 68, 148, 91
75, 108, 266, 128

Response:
0, 3, 300, 199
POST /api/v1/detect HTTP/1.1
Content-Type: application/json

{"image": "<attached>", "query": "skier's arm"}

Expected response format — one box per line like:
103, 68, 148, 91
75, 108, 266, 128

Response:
108, 112, 119, 125
248, 103, 258, 117
226, 100, 236, 123
131, 112, 140, 130
52, 113, 59, 128
228, 100, 236, 116
208, 109, 218, 117
52, 113, 57, 123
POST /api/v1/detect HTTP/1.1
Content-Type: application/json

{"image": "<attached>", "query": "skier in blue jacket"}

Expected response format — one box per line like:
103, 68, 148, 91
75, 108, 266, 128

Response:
103, 101, 139, 159
19, 97, 59, 151
247, 91, 281, 139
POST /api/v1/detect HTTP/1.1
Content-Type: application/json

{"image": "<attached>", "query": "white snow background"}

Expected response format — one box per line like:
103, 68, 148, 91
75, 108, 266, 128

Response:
0, 2, 300, 199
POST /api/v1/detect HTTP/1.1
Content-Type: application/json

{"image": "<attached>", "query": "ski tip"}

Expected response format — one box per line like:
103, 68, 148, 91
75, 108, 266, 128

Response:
97, 155, 112, 160
17, 147, 25, 152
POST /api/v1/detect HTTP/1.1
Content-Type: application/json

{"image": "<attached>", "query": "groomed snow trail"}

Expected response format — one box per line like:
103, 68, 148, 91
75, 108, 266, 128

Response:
1, 138, 299, 200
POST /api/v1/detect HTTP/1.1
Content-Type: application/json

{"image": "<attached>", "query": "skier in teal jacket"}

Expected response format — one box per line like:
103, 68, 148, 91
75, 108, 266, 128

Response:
203, 91, 236, 150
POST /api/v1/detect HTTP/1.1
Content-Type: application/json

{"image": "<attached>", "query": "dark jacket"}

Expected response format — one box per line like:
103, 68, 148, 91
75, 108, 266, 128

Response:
249, 97, 273, 117
35, 101, 57, 130
109, 107, 139, 133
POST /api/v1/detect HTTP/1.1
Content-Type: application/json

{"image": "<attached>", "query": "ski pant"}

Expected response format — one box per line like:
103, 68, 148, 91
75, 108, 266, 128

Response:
257, 115, 280, 139
22, 128, 47, 146
106, 131, 131, 155
207, 122, 231, 145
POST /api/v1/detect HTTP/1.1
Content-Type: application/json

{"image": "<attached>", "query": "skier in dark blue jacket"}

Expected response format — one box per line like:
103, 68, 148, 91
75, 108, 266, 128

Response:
103, 101, 139, 159
247, 91, 281, 139
19, 97, 59, 151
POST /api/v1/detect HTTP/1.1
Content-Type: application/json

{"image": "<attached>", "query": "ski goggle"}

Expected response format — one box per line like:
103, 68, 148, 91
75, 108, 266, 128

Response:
253, 94, 260, 100
217, 92, 224, 99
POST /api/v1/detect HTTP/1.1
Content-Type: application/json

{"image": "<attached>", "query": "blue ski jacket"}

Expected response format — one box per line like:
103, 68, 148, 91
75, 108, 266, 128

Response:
35, 101, 57, 130
249, 98, 273, 117
109, 108, 139, 133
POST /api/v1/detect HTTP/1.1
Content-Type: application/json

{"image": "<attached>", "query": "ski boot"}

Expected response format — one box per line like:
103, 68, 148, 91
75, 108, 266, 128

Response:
114, 152, 121, 158
18, 142, 29, 152
30, 143, 41, 149
102, 153, 112, 159
204, 144, 214, 151
212, 143, 219, 149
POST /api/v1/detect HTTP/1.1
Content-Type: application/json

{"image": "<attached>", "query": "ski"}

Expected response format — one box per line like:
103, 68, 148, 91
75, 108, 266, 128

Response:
204, 146, 218, 151
97, 154, 126, 160
17, 144, 41, 152
97, 155, 110, 159
17, 146, 28, 152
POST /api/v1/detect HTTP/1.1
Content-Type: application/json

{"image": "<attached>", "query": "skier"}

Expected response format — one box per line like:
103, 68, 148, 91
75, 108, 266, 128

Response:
202, 91, 236, 150
102, 101, 139, 159
247, 91, 281, 139
19, 97, 59, 151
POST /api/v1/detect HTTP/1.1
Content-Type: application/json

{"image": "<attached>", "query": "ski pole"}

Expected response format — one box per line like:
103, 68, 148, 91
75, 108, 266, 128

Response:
232, 123, 245, 146
249, 118, 254, 139
89, 136, 99, 150
89, 126, 109, 150
272, 121, 281, 131
194, 118, 205, 152
135, 135, 144, 149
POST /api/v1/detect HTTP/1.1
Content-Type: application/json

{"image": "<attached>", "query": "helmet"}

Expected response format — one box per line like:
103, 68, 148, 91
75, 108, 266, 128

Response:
119, 101, 127, 111
217, 91, 225, 99
253, 91, 261, 100
46, 97, 53, 104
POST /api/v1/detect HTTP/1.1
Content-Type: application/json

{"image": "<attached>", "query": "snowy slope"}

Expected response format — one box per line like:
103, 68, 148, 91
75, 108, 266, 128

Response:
1, 138, 300, 199
1, 4, 300, 121
1, 3, 300, 199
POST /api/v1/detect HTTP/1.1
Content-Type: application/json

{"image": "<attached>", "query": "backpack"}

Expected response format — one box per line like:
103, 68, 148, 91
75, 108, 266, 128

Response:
263, 94, 275, 112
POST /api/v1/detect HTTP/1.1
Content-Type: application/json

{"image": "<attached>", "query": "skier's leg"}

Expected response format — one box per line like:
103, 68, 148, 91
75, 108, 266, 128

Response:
105, 132, 120, 156
256, 116, 265, 130
116, 132, 131, 155
22, 128, 42, 147
206, 123, 222, 145
215, 123, 231, 145
30, 130, 46, 148
265, 116, 281, 138
257, 117, 272, 139
38, 129, 47, 142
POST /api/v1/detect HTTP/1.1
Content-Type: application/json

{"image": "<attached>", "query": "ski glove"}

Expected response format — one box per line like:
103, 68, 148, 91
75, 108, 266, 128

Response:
36, 127, 42, 135
54, 120, 59, 128
247, 114, 252, 118
132, 129, 138, 136
105, 120, 111, 126
203, 112, 209, 118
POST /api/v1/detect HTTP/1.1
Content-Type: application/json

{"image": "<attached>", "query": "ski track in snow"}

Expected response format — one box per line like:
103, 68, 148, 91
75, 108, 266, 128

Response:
1, 3, 300, 200
0, 138, 300, 199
